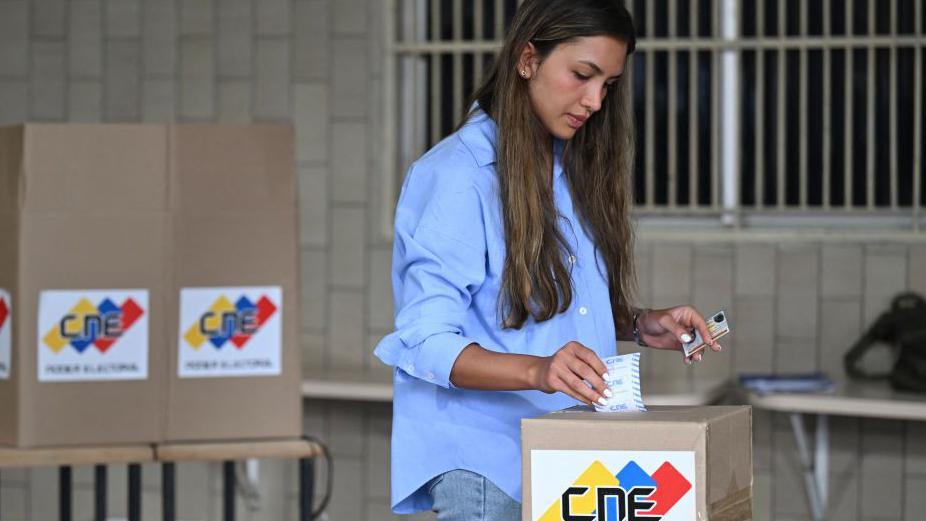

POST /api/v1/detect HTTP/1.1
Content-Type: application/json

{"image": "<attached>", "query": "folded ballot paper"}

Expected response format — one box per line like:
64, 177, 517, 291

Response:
595, 353, 646, 412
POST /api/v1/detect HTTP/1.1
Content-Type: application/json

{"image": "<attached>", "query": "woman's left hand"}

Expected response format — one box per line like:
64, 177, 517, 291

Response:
636, 306, 722, 365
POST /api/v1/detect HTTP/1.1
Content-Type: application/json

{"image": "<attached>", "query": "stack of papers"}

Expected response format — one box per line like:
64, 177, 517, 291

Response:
739, 372, 835, 395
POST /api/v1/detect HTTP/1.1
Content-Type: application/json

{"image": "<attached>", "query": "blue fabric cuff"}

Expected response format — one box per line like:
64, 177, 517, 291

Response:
377, 330, 474, 389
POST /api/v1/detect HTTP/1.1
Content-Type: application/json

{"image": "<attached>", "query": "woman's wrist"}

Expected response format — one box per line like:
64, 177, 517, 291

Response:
524, 355, 546, 391
631, 308, 651, 347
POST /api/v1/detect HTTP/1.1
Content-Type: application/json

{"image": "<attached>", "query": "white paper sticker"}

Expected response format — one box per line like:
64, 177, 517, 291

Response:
37, 290, 149, 382
0, 289, 11, 379
530, 449, 696, 521
177, 286, 283, 378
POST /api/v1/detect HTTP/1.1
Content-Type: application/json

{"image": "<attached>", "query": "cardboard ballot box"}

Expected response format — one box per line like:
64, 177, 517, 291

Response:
0, 124, 300, 447
522, 405, 752, 521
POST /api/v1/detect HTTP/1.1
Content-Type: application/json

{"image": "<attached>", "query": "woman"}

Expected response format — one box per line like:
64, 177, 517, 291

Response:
374, 0, 721, 519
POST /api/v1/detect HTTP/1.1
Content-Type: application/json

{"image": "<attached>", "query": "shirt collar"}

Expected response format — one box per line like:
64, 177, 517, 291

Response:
458, 109, 498, 167
552, 138, 565, 180
458, 107, 566, 179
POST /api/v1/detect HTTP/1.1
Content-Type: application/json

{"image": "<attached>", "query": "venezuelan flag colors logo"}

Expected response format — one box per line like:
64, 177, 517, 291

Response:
531, 451, 695, 521
42, 297, 144, 354
177, 287, 282, 378
37, 290, 149, 382
183, 294, 277, 350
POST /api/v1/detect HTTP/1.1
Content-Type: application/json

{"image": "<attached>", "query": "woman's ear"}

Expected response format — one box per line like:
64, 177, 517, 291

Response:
517, 42, 539, 79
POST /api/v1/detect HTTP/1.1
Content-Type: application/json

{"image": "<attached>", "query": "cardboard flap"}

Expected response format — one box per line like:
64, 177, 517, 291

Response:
709, 486, 753, 521
169, 124, 295, 213
21, 124, 168, 213
544, 405, 746, 424
523, 415, 706, 452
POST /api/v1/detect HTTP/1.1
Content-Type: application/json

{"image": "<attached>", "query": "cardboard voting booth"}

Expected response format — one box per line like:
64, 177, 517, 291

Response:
522, 405, 752, 521
165, 125, 301, 442
0, 124, 300, 447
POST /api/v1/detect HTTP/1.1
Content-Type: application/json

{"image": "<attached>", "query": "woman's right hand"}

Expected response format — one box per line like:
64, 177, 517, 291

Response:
529, 341, 611, 406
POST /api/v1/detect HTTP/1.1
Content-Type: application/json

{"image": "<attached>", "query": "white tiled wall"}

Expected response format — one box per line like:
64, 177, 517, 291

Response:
2, 1, 926, 520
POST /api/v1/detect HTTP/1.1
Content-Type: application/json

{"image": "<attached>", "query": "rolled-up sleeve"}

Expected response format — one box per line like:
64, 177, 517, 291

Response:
373, 162, 488, 388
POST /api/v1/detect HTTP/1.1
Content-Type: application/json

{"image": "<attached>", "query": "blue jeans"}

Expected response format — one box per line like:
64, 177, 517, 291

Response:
428, 469, 521, 521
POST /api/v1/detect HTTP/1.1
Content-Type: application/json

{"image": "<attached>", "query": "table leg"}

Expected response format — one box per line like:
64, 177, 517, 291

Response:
59, 466, 72, 521
789, 412, 826, 521
223, 460, 235, 521
162, 462, 176, 521
127, 463, 141, 521
94, 465, 107, 521
299, 457, 315, 521
815, 414, 829, 512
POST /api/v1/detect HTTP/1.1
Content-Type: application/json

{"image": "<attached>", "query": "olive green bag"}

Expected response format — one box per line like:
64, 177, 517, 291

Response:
844, 292, 926, 393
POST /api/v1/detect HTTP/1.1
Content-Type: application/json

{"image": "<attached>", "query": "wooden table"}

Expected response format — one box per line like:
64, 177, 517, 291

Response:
0, 438, 324, 521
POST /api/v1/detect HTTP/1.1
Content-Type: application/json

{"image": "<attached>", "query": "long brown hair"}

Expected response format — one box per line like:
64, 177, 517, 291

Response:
468, 0, 638, 332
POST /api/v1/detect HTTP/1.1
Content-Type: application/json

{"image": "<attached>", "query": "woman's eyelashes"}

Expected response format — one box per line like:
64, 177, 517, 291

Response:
574, 71, 617, 91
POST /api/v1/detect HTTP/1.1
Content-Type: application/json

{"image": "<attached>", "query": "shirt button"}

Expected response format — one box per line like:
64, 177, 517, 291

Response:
569, 255, 577, 264
427, 372, 435, 380
579, 306, 588, 315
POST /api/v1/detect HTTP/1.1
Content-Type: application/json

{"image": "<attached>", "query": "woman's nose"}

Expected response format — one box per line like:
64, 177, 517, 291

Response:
582, 86, 604, 113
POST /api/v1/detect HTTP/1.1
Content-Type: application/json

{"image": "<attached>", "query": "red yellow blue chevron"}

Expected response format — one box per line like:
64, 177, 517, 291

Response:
42, 297, 144, 354
183, 294, 277, 350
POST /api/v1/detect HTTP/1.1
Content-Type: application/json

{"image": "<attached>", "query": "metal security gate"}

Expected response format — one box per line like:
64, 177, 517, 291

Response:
382, 0, 926, 234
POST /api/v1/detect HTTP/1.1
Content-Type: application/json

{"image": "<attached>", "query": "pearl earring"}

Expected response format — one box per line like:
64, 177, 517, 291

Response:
520, 69, 527, 78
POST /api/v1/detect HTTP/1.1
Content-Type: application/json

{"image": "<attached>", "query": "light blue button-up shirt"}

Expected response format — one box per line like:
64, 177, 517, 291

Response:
374, 109, 619, 514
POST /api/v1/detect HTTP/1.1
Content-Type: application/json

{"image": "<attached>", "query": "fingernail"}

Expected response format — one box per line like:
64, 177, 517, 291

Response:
684, 358, 692, 366
604, 389, 613, 398
680, 333, 693, 343
602, 372, 610, 381
597, 397, 609, 406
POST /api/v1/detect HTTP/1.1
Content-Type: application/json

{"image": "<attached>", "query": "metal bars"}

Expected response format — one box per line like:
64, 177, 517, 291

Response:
94, 465, 107, 521
60, 467, 72, 521
385, 0, 926, 231
776, 0, 786, 209
645, 0, 656, 207
846, 0, 855, 208
917, 0, 924, 230
823, 1, 831, 209
867, 0, 876, 210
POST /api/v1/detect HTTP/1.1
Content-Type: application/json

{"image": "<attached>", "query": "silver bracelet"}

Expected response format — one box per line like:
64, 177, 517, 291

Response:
632, 308, 651, 347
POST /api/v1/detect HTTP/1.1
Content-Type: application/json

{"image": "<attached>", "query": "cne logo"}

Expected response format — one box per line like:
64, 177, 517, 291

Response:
540, 460, 691, 521
183, 294, 277, 350
42, 297, 144, 354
